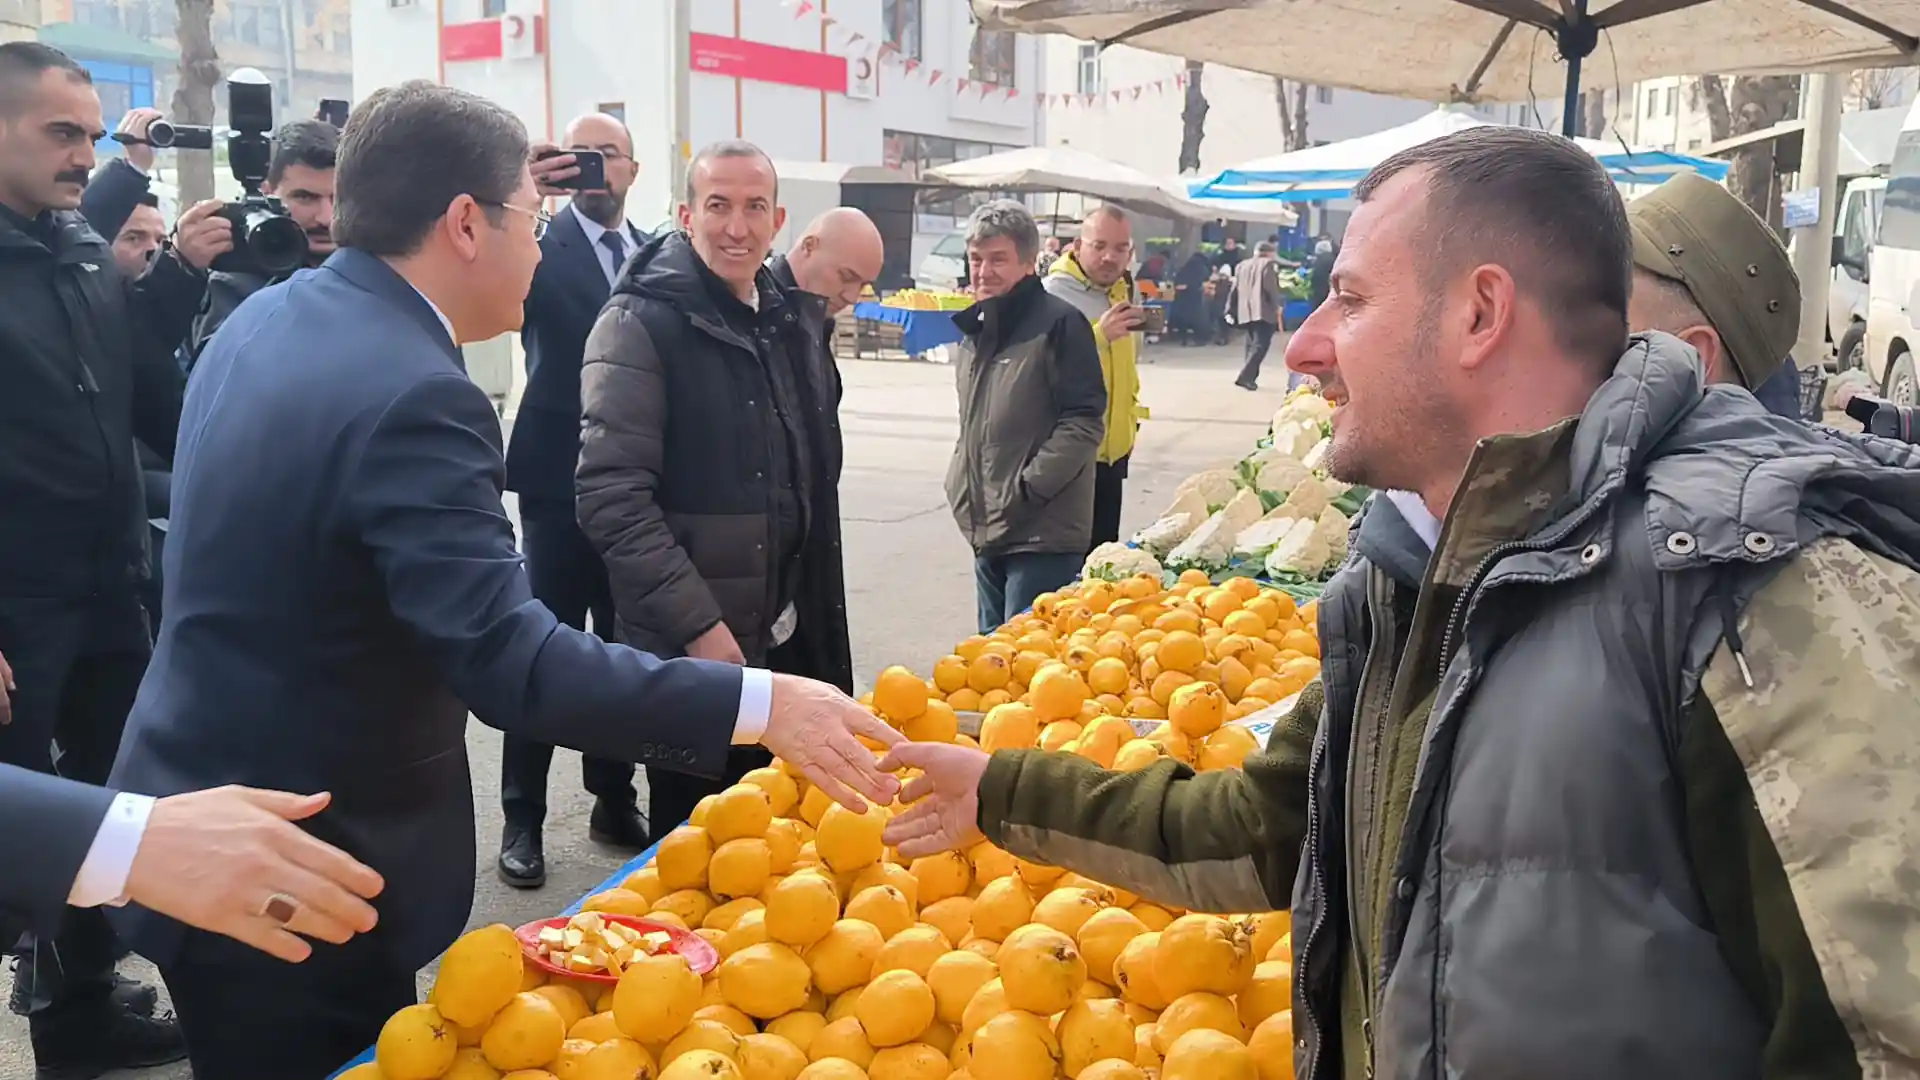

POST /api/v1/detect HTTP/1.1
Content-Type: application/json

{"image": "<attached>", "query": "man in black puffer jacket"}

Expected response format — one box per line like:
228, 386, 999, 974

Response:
0, 42, 226, 1076
577, 141, 828, 834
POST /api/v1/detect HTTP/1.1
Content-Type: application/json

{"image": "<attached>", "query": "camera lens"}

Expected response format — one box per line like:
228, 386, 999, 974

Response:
243, 209, 308, 276
148, 119, 176, 148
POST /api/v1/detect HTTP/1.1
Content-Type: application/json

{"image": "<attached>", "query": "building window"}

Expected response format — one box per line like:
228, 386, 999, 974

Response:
882, 0, 921, 60
885, 129, 1020, 231
73, 0, 119, 29
482, 0, 506, 15
1645, 87, 1657, 117
598, 101, 626, 122
1315, 85, 1332, 104
1075, 44, 1099, 95
330, 12, 350, 50
1663, 86, 1675, 116
968, 26, 1017, 87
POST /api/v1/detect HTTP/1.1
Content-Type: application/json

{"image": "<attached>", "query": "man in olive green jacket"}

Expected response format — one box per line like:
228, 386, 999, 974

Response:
882, 127, 1920, 1080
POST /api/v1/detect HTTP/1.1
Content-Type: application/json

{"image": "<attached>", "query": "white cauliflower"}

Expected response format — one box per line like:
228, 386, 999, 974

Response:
1301, 436, 1333, 473
1083, 542, 1163, 582
1315, 504, 1351, 564
1233, 513, 1299, 560
1134, 512, 1198, 556
1168, 489, 1265, 572
1159, 486, 1209, 523
1174, 468, 1240, 512
1279, 474, 1333, 519
1273, 394, 1334, 431
1270, 421, 1320, 461
1264, 517, 1335, 580
1254, 454, 1311, 503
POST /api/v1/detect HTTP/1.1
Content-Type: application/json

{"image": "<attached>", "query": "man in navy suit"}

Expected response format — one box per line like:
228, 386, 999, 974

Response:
497, 112, 649, 890
0, 763, 383, 973
106, 81, 902, 1080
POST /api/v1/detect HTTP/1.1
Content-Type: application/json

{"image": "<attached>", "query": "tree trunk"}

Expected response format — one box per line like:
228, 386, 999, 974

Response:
1695, 75, 1733, 142
171, 0, 220, 205
1694, 74, 1798, 228
1291, 80, 1309, 149
1275, 77, 1293, 151
1178, 59, 1208, 174
1583, 90, 1607, 141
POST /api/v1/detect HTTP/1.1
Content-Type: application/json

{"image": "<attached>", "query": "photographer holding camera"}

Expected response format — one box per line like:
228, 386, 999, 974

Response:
189, 117, 337, 362
0, 41, 236, 1076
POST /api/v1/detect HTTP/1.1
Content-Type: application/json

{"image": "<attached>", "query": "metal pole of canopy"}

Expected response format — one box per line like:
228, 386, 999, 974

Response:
1556, 0, 1599, 137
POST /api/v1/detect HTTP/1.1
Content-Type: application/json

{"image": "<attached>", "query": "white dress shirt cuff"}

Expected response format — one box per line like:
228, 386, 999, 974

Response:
733, 667, 773, 745
68, 792, 155, 908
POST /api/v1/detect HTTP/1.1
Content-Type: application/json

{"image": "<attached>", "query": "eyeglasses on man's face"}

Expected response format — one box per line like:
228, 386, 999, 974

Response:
479, 199, 551, 240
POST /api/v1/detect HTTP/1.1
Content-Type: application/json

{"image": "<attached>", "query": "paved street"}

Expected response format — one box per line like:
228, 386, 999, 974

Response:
0, 339, 1282, 1080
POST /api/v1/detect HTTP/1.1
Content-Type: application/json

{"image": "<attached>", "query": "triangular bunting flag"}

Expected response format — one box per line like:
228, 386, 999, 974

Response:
929, 69, 944, 84
956, 78, 971, 93
794, 0, 813, 16
1132, 86, 1142, 100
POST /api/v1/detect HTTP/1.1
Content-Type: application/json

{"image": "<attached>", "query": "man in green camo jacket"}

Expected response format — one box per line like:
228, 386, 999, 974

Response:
881, 127, 1920, 1080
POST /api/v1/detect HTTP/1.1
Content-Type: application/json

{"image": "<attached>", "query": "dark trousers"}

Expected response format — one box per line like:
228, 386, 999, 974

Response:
1091, 457, 1129, 550
0, 593, 150, 1011
162, 928, 415, 1080
1237, 320, 1277, 386
974, 551, 1084, 634
500, 499, 636, 830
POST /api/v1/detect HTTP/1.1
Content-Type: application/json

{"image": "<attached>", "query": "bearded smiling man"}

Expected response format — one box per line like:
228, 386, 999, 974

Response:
875, 127, 1920, 1080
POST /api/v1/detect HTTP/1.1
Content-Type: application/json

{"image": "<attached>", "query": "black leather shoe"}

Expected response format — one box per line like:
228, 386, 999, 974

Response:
588, 799, 651, 851
30, 997, 187, 1079
8, 958, 156, 1018
497, 824, 546, 889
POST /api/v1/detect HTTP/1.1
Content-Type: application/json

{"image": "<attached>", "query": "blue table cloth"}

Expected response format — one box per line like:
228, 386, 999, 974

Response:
330, 837, 667, 1077
853, 302, 965, 357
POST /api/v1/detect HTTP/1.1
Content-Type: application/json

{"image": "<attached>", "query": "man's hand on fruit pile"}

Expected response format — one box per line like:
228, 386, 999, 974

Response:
875, 741, 990, 857
764, 674, 906, 813
124, 787, 384, 964
687, 621, 747, 665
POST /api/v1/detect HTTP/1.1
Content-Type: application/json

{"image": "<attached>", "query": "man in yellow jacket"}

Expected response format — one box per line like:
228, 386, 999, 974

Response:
1044, 206, 1147, 549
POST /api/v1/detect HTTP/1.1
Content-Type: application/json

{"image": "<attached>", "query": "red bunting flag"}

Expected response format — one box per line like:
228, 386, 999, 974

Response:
929, 69, 944, 84
793, 0, 813, 17
956, 78, 970, 93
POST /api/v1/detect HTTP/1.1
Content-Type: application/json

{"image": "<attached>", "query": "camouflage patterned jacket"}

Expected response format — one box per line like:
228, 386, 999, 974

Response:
976, 332, 1920, 1080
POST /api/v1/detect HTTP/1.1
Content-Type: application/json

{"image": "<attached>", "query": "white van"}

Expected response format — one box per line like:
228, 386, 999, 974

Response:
1830, 175, 1883, 373
915, 230, 967, 292
1863, 101, 1920, 406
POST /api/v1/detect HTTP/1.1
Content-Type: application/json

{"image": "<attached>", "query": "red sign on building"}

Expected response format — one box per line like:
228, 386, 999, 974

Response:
689, 33, 848, 94
441, 15, 545, 63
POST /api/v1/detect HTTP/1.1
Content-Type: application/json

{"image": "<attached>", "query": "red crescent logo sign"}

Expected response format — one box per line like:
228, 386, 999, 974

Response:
855, 57, 872, 80
504, 14, 524, 37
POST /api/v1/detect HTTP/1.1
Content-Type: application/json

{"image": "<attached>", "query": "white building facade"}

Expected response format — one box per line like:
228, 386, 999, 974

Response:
349, 0, 1045, 240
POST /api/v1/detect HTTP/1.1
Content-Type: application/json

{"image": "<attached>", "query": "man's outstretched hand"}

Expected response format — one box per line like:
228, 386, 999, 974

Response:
762, 674, 905, 813
878, 741, 991, 858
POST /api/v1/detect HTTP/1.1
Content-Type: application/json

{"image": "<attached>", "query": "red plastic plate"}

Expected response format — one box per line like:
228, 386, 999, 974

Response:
513, 914, 720, 984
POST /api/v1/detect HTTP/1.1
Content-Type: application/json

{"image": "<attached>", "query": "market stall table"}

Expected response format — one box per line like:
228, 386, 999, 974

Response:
851, 301, 965, 359
329, 843, 664, 1078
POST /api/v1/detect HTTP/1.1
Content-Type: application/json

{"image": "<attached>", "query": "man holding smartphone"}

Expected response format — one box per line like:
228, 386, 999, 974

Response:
497, 114, 649, 889
1044, 206, 1146, 549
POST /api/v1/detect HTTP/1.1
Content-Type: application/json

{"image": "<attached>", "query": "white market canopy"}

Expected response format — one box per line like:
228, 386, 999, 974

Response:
1189, 108, 1730, 202
972, 0, 1920, 111
926, 144, 1298, 225
1701, 103, 1907, 176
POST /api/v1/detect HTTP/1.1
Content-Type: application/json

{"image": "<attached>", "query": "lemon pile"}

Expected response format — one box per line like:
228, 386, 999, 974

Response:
867, 570, 1319, 771
349, 764, 1296, 1080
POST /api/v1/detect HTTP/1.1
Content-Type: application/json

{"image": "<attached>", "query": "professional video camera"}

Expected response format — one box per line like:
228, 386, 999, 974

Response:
1844, 392, 1920, 444
209, 68, 308, 278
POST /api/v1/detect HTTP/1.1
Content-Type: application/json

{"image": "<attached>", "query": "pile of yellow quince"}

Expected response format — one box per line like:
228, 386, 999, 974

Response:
862, 570, 1317, 773
350, 764, 1295, 1080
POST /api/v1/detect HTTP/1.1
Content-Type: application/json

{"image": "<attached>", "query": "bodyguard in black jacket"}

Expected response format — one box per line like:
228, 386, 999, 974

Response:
0, 41, 226, 1076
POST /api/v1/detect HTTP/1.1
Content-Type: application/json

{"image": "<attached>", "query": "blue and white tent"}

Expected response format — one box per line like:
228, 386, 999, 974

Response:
1187, 108, 1728, 204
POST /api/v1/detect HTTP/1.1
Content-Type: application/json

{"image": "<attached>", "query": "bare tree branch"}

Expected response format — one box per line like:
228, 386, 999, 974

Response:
1178, 59, 1209, 174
